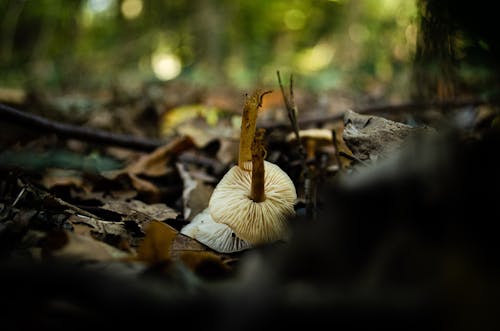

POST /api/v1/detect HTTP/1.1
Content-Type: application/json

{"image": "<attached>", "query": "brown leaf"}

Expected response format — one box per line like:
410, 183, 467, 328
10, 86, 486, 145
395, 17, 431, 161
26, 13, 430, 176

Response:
41, 168, 86, 190
67, 214, 128, 238
128, 173, 161, 198
101, 199, 179, 222
136, 220, 177, 264
126, 136, 195, 177
70, 189, 137, 203
101, 136, 195, 201
42, 230, 130, 262
176, 163, 213, 221
179, 251, 232, 280
170, 232, 208, 259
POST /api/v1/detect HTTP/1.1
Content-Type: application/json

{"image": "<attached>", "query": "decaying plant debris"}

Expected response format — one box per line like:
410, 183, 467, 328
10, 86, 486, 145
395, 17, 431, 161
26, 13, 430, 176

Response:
1, 80, 500, 330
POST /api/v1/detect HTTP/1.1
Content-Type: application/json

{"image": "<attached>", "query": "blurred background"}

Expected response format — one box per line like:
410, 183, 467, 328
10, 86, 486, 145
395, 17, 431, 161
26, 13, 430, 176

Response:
0, 0, 414, 94
1, 0, 498, 103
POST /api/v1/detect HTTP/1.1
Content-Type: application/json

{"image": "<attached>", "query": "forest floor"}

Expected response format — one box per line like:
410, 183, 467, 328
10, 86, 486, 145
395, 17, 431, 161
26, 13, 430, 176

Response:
1, 80, 500, 330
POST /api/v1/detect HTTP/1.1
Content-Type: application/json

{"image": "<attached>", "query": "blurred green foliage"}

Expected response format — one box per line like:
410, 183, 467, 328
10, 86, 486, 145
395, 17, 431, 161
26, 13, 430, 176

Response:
0, 0, 421, 96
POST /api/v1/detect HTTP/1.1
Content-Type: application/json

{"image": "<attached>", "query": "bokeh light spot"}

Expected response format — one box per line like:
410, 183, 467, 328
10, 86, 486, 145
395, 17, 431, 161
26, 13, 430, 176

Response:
121, 0, 143, 20
152, 53, 182, 81
296, 42, 335, 73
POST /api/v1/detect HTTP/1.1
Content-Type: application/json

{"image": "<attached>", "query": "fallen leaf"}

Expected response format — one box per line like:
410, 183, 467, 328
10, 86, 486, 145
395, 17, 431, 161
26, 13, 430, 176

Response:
42, 230, 130, 262
216, 137, 239, 166
136, 220, 177, 264
179, 251, 232, 280
101, 136, 195, 200
101, 199, 179, 222
176, 163, 213, 221
70, 189, 137, 204
170, 232, 208, 259
67, 214, 128, 238
41, 168, 85, 190
126, 135, 195, 177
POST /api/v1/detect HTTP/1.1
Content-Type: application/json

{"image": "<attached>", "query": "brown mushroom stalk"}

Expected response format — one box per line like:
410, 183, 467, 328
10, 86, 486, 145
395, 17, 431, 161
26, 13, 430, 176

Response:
208, 89, 297, 245
250, 128, 266, 203
238, 89, 271, 171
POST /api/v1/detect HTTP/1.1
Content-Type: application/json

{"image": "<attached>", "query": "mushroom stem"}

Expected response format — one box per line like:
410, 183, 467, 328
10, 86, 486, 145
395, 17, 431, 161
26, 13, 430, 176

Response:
238, 89, 271, 171
305, 138, 316, 161
250, 128, 266, 203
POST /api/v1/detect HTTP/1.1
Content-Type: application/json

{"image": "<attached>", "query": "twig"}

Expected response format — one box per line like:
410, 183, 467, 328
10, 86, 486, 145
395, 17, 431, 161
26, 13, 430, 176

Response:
277, 71, 316, 220
11, 186, 26, 208
15, 178, 104, 220
0, 103, 163, 151
260, 97, 499, 130
339, 151, 369, 166
178, 151, 227, 177
276, 71, 308, 174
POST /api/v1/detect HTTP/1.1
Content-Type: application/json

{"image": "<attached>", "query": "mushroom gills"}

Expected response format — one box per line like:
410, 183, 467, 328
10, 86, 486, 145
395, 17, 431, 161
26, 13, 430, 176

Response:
181, 208, 252, 253
209, 161, 297, 245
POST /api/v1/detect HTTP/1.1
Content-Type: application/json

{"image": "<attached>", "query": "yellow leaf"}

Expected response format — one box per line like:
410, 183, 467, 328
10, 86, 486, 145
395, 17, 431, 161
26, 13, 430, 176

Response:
136, 220, 177, 264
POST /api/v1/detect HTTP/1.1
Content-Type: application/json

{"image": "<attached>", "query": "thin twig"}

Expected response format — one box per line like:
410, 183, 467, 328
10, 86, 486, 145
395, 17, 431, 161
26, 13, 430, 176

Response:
11, 186, 26, 208
260, 97, 499, 130
0, 103, 163, 151
277, 71, 316, 219
339, 151, 369, 166
277, 71, 307, 172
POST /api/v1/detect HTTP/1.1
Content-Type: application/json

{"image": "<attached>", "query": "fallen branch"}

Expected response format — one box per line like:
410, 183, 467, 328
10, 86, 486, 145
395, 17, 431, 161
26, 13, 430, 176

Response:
261, 97, 498, 129
0, 103, 163, 151
3, 96, 496, 151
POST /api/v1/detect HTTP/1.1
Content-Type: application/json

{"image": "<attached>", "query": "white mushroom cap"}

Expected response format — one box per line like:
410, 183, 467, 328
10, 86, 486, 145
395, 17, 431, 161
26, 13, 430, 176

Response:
181, 208, 252, 253
208, 161, 297, 245
286, 128, 333, 142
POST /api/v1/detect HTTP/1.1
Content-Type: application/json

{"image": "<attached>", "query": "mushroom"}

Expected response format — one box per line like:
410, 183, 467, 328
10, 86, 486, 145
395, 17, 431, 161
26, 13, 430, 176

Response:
286, 128, 333, 161
209, 158, 296, 244
180, 208, 251, 253
208, 90, 297, 245
181, 89, 297, 250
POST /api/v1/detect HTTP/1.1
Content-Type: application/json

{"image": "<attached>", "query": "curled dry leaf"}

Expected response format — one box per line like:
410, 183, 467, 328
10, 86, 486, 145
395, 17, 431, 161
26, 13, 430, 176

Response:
176, 163, 214, 221
126, 136, 195, 177
102, 136, 195, 199
136, 220, 177, 264
42, 230, 130, 262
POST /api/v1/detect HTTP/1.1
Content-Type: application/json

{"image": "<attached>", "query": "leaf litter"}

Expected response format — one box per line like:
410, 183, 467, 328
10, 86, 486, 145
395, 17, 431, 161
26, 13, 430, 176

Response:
1, 81, 500, 329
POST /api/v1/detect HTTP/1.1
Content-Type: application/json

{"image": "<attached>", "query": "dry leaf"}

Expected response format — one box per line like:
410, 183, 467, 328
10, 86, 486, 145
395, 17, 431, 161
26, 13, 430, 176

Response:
101, 199, 178, 222
67, 214, 128, 238
101, 136, 194, 200
136, 220, 177, 264
179, 251, 232, 280
42, 230, 130, 261
170, 232, 208, 259
176, 163, 213, 221
41, 168, 86, 190
126, 136, 195, 177
70, 189, 137, 203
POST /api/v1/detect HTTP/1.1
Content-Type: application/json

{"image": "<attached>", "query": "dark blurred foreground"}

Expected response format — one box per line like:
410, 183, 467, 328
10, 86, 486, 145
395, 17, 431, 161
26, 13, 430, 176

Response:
1, 127, 500, 330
